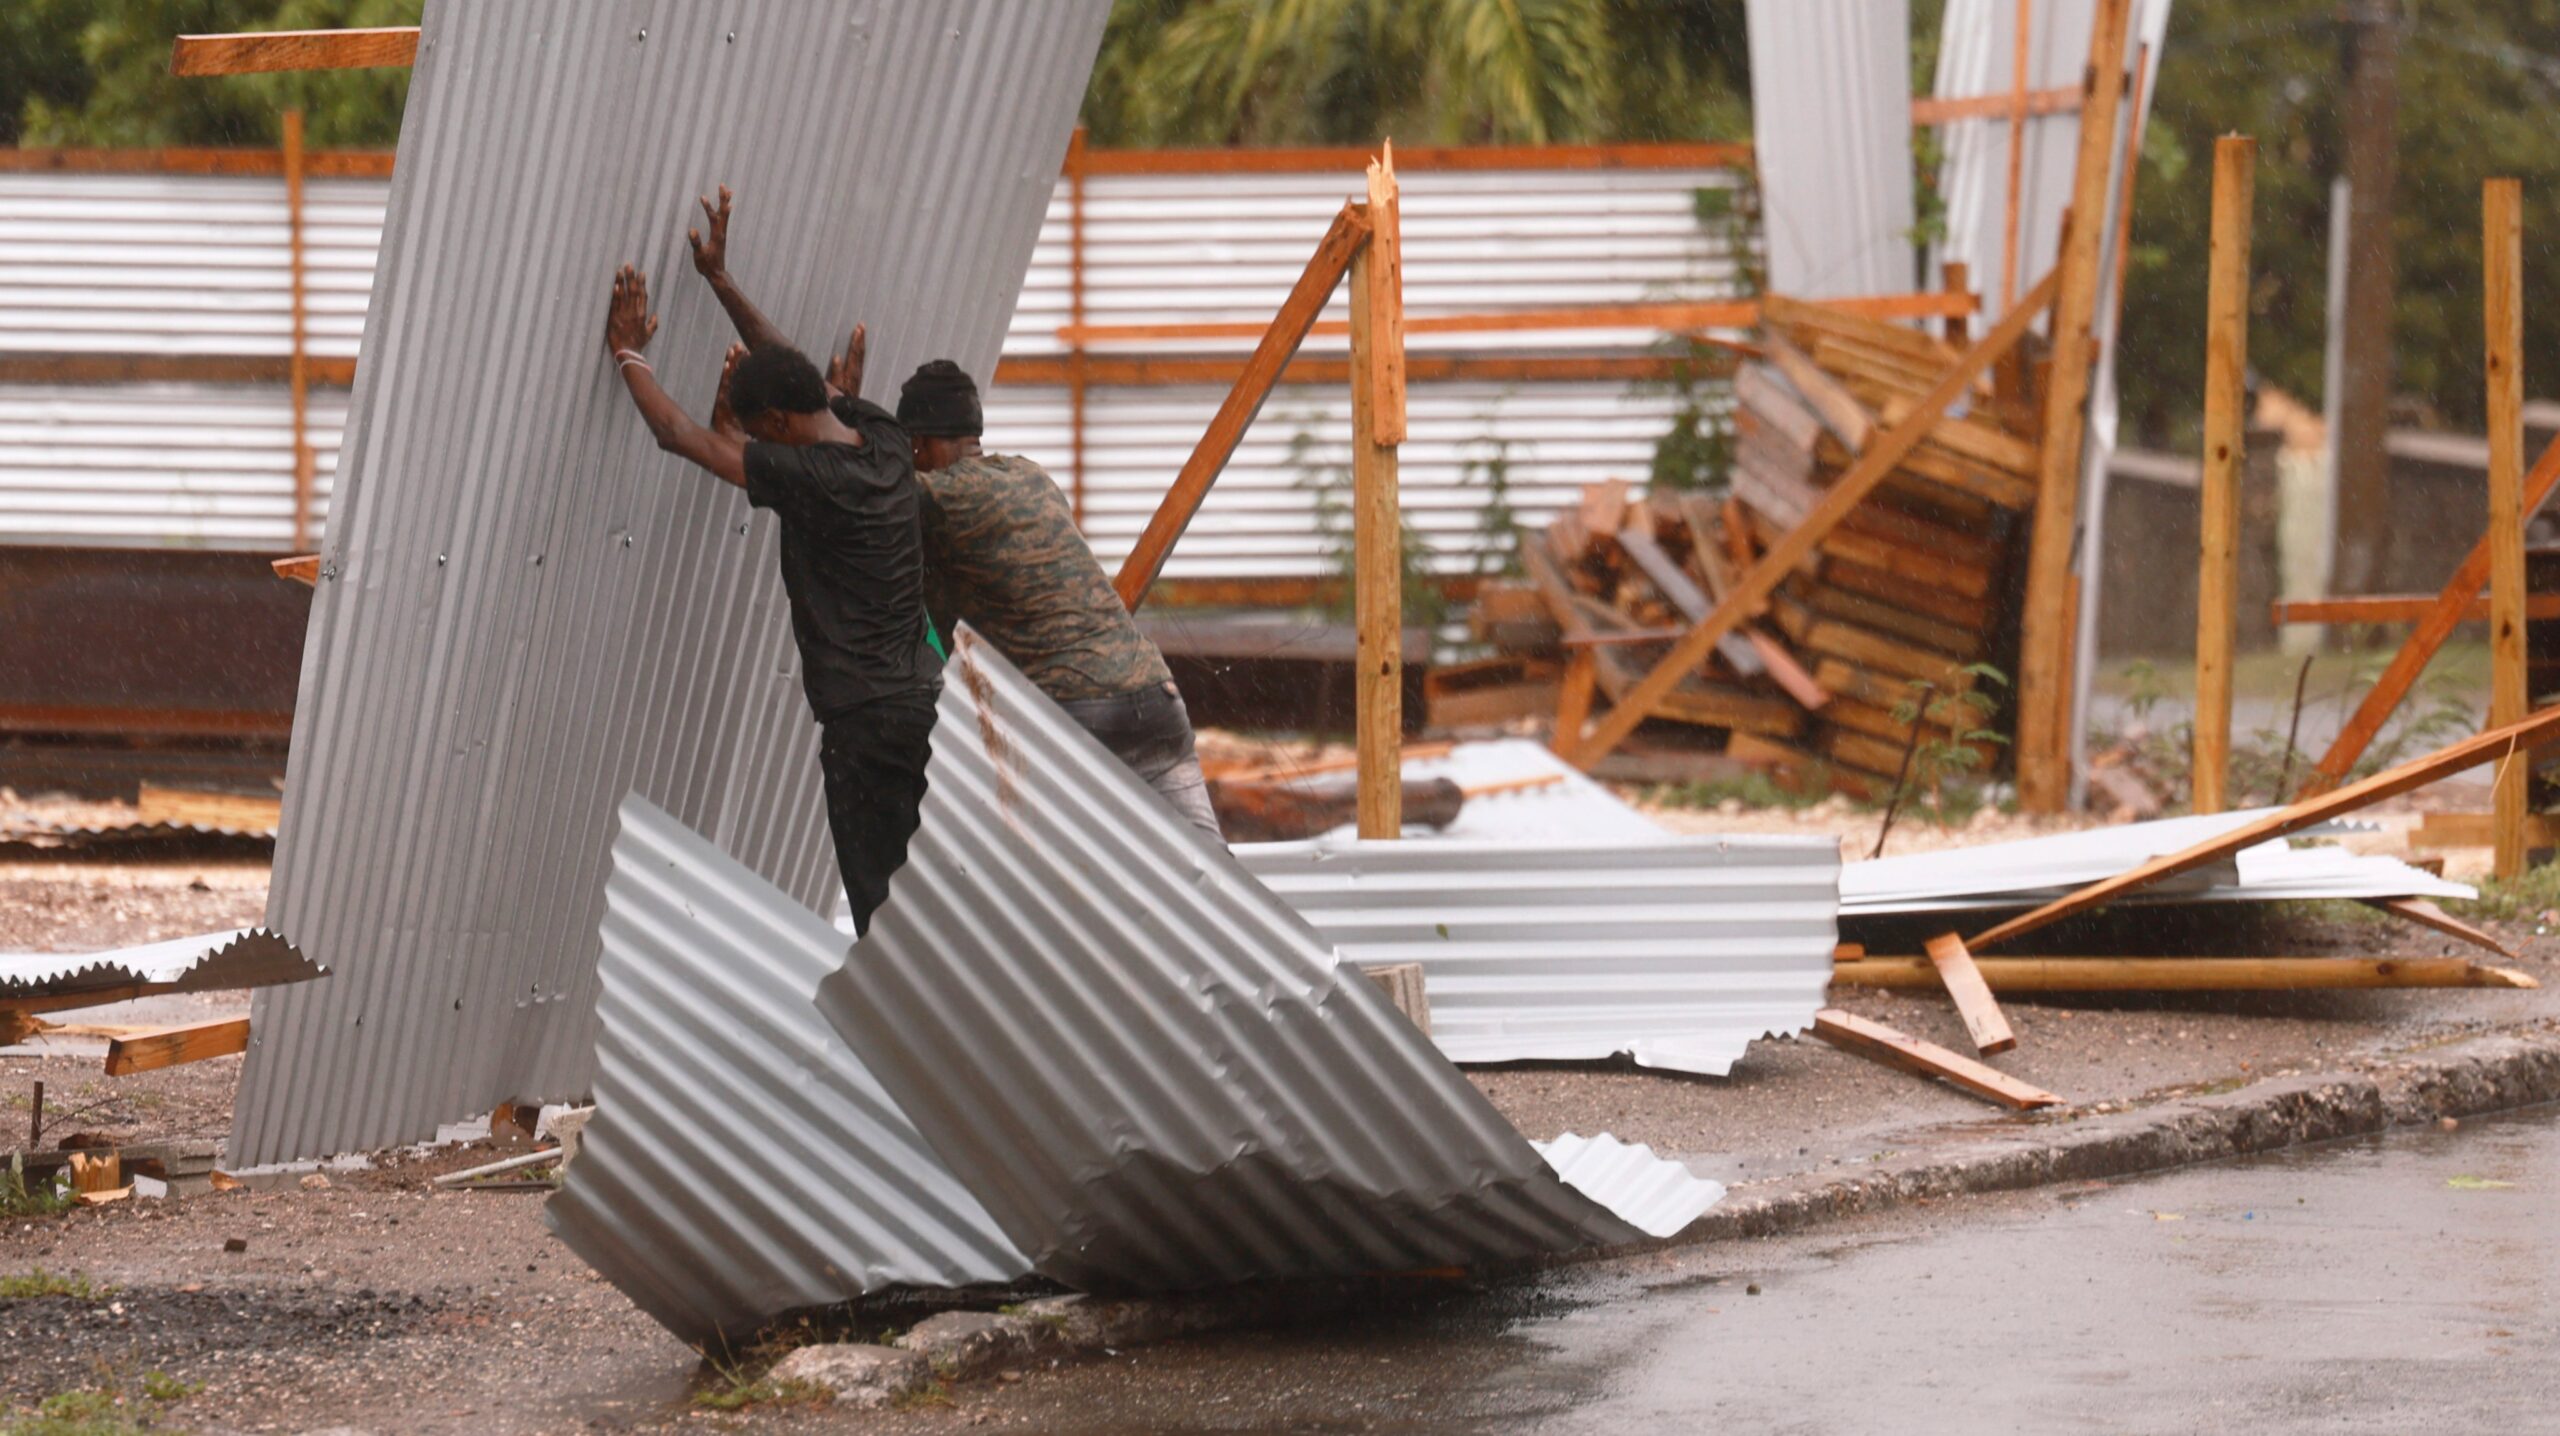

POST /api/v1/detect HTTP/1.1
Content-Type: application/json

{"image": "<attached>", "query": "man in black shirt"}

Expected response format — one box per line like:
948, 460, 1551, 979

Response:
602, 261, 939, 935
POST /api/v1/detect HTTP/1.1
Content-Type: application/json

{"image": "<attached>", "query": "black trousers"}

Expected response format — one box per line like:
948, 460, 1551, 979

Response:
817, 687, 940, 937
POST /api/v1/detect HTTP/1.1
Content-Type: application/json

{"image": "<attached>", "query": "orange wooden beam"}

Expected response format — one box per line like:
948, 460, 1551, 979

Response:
170, 27, 419, 76
1061, 292, 1976, 348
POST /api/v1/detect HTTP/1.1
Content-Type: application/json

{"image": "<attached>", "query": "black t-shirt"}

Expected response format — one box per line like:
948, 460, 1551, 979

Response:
743, 396, 940, 720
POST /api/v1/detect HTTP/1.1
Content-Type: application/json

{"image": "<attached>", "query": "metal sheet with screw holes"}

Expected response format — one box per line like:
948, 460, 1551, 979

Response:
228, 0, 1112, 1164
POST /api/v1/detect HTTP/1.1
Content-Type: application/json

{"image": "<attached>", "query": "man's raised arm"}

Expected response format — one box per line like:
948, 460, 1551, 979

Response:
605, 264, 747, 488
687, 186, 793, 353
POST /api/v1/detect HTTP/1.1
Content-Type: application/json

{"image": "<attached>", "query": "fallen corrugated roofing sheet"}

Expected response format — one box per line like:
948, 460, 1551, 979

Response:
814, 636, 1723, 1291
546, 795, 1026, 1346
1841, 811, 2471, 917
229, 0, 1113, 1165
1316, 738, 1672, 843
0, 929, 318, 1003
1238, 834, 1836, 1076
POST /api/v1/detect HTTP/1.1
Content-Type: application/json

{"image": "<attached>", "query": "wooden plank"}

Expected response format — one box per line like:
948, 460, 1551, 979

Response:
1063, 291, 1977, 347
2303, 431, 2560, 792
104, 1018, 252, 1076
1872, 396, 2040, 476
2362, 897, 2518, 960
1811, 1009, 2059, 1110
2195, 136, 2256, 816
2273, 593, 2560, 625
1800, 581, 1987, 658
1821, 557, 1998, 631
1114, 202, 1369, 609
135, 784, 282, 832
1350, 191, 1402, 841
271, 554, 321, 586
0, 354, 358, 387
1366, 144, 1407, 444
1557, 268, 2057, 770
1812, 335, 1947, 398
1925, 932, 2018, 1054
2408, 810, 2560, 850
1591, 647, 1805, 738
1079, 139, 1757, 176
1834, 956, 2537, 992
1616, 526, 1766, 679
1969, 704, 2560, 949
1800, 616, 1971, 686
1725, 733, 1880, 799
2001, 0, 2033, 311
2014, 0, 2134, 813
1914, 85, 2083, 125
284, 109, 313, 553
170, 27, 419, 75
2486, 177, 2528, 879
1759, 292, 1958, 368
1761, 332, 1875, 451
1812, 658, 1922, 712
1812, 528, 1996, 600
1734, 365, 1828, 454
1554, 650, 1598, 747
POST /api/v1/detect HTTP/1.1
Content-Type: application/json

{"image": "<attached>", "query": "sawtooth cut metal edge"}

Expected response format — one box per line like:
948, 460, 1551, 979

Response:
816, 634, 1724, 1291
710, 1024, 2560, 1394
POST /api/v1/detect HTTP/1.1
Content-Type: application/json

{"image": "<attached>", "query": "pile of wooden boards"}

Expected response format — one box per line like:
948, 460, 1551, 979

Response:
1479, 295, 2045, 794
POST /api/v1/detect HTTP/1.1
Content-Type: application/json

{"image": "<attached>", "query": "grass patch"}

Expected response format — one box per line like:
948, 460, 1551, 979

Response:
0, 1389, 150, 1436
134, 1376, 191, 1406
0, 1158, 72, 1220
690, 1375, 830, 1413
2447, 863, 2560, 925
0, 1269, 112, 1301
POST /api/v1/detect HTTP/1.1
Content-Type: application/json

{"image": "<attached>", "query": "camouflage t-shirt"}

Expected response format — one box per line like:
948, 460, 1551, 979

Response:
916, 452, 1173, 702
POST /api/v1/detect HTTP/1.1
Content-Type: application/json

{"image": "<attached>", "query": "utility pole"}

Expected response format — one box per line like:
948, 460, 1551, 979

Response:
2331, 0, 2400, 597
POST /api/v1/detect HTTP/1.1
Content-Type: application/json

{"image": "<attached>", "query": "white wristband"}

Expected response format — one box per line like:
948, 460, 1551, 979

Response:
614, 349, 652, 372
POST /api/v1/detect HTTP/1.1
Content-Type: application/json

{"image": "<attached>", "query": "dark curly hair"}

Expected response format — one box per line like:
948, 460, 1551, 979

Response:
728, 344, 827, 423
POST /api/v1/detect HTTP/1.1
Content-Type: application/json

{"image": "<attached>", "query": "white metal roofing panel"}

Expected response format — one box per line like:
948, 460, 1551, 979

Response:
1313, 738, 1671, 843
1744, 0, 1919, 298
0, 384, 341, 548
812, 634, 1722, 1289
1238, 832, 1837, 1076
546, 795, 1027, 1346
226, 0, 1112, 1166
0, 928, 318, 1002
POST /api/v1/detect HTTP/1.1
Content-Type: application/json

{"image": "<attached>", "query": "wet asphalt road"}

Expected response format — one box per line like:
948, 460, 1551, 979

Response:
950, 1107, 2560, 1435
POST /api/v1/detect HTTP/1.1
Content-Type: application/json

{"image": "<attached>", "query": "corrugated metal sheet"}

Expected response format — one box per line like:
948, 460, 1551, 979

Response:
1238, 833, 1837, 1076
813, 635, 1723, 1289
1744, 0, 1918, 298
0, 162, 1741, 562
0, 928, 317, 1002
0, 384, 342, 550
228, 0, 1113, 1165
1308, 738, 1671, 843
1840, 811, 2470, 917
546, 795, 1026, 1346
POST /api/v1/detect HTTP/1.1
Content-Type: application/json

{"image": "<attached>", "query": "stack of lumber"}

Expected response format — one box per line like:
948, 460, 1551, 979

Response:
1474, 297, 2044, 795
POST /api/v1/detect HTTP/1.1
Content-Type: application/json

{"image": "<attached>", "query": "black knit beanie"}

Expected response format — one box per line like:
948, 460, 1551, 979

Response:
897, 359, 983, 437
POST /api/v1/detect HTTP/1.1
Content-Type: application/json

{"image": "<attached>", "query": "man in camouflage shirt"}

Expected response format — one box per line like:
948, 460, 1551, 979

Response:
895, 360, 1223, 842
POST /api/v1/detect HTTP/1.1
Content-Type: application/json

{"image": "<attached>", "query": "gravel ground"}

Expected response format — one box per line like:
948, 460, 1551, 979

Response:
0, 812, 2551, 1433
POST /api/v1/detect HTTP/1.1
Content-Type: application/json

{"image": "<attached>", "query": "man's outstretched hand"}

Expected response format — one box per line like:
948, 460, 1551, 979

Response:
606, 264, 659, 358
826, 322, 867, 399
688, 185, 732, 279
711, 342, 747, 437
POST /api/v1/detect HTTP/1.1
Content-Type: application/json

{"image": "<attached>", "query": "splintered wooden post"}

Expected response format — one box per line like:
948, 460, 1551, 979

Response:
1351, 148, 1406, 839
284, 109, 314, 553
2194, 135, 2255, 815
2486, 177, 2528, 878
1925, 931, 2017, 1054
2015, 0, 2134, 813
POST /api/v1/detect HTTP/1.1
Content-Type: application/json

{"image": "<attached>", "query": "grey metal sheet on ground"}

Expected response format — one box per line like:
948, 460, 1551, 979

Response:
814, 636, 1721, 1291
1238, 833, 1836, 1076
228, 0, 1111, 1164
0, 929, 318, 1002
546, 796, 1026, 1346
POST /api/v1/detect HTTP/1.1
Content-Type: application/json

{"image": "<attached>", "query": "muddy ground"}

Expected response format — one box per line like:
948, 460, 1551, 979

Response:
1, 811, 2552, 1433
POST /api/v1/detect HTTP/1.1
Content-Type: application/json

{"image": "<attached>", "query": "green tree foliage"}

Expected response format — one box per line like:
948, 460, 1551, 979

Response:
2, 0, 420, 148
1083, 0, 1749, 147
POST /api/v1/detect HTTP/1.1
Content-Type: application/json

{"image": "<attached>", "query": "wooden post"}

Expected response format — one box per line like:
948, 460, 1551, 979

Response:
1351, 146, 1406, 839
1112, 203, 1370, 610
1942, 260, 1971, 346
2000, 0, 2031, 313
2014, 0, 2133, 814
1065, 128, 1089, 526
2486, 177, 2528, 878
285, 108, 313, 554
2194, 135, 2255, 815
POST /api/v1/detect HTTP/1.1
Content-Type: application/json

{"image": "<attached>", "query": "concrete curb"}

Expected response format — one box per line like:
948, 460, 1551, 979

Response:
844, 1023, 2560, 1391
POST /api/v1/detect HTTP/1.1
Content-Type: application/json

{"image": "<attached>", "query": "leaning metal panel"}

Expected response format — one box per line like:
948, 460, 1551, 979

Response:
814, 636, 1723, 1291
546, 796, 1027, 1347
1239, 833, 1838, 1076
231, 0, 1111, 1163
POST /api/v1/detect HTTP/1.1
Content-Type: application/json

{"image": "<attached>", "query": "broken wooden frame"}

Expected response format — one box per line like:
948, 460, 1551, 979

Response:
1556, 267, 2061, 770
1811, 1009, 2059, 1111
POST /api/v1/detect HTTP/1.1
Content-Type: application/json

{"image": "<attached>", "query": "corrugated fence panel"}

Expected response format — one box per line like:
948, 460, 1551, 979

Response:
1, 159, 1742, 559
1743, 0, 1918, 299
227, 0, 1111, 1165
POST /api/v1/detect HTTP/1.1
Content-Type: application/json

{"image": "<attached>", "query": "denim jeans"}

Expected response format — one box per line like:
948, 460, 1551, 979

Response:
1055, 680, 1225, 842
